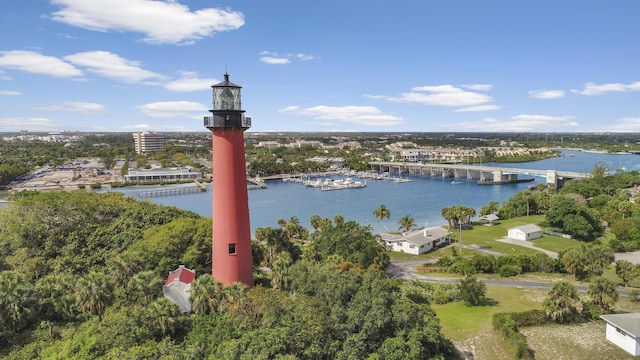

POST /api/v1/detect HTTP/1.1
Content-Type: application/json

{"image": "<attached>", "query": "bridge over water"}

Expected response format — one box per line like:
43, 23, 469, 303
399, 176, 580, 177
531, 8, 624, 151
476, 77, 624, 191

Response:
368, 162, 591, 187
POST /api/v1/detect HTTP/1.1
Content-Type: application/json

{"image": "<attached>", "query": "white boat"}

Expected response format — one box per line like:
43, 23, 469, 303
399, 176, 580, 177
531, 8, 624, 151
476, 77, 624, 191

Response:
321, 178, 367, 191
451, 180, 462, 185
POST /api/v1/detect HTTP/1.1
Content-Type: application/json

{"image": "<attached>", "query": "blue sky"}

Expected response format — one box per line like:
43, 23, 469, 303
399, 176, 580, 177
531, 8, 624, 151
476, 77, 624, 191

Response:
1, 1, 639, 133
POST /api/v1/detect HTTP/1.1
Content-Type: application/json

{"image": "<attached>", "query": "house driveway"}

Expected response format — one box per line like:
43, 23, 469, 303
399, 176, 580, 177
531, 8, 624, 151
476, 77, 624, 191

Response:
495, 237, 558, 259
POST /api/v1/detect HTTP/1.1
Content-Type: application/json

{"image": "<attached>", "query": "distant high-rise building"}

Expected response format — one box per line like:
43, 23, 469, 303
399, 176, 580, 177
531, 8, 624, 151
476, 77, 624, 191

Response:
133, 131, 163, 154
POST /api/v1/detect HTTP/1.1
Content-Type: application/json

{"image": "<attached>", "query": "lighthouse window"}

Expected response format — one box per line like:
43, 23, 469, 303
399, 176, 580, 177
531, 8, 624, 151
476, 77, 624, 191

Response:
228, 243, 236, 254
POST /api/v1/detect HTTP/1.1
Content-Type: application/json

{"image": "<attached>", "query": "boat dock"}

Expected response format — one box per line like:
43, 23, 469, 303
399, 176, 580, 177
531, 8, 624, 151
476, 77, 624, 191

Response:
138, 183, 207, 198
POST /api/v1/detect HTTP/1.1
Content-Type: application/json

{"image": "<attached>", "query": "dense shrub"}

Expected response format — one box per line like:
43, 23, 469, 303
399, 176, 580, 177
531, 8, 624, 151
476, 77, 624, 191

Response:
448, 260, 476, 276
507, 310, 550, 327
492, 313, 534, 360
499, 264, 522, 277
581, 300, 602, 320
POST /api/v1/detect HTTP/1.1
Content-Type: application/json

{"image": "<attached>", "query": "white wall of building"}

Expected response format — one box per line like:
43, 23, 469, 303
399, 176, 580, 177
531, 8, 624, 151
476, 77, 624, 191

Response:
605, 323, 640, 356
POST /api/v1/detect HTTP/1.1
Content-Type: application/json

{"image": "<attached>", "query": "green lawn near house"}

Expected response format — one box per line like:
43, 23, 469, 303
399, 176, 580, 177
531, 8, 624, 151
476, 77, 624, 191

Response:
434, 285, 640, 360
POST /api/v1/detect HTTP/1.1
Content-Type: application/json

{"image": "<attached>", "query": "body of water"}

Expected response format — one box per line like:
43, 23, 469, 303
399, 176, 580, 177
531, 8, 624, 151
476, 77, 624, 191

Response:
106, 150, 640, 234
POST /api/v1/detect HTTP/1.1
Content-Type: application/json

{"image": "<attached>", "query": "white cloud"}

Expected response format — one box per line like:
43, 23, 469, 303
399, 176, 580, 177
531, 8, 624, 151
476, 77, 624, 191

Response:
448, 114, 577, 132
49, 0, 244, 45
455, 105, 501, 112
296, 53, 315, 61
278, 106, 301, 112
529, 89, 566, 99
259, 51, 314, 64
165, 73, 217, 92
260, 57, 290, 65
598, 117, 640, 132
573, 81, 640, 95
137, 101, 208, 118
461, 84, 493, 91
0, 50, 83, 78
278, 105, 405, 126
38, 101, 105, 113
0, 90, 21, 96
64, 51, 165, 84
390, 84, 493, 107
0, 117, 60, 131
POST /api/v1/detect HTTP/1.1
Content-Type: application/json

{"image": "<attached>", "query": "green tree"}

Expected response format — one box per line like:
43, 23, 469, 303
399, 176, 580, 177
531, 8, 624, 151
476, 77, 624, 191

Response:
309, 214, 323, 230
560, 248, 584, 280
271, 252, 293, 290
397, 214, 416, 233
456, 275, 486, 306
36, 273, 77, 324
75, 272, 113, 321
615, 260, 636, 286
479, 201, 499, 216
373, 204, 391, 232
309, 219, 389, 269
0, 271, 36, 332
583, 244, 614, 276
147, 297, 182, 338
542, 281, 580, 323
587, 277, 619, 313
127, 270, 163, 305
189, 274, 224, 315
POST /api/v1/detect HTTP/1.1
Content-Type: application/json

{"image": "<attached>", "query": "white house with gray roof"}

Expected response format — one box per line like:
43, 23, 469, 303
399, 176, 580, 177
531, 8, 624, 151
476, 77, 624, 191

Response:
381, 227, 451, 255
600, 313, 640, 356
507, 224, 542, 241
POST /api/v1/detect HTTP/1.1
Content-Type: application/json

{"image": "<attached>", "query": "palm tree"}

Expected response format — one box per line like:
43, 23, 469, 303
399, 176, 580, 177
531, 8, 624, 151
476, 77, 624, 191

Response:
309, 214, 323, 230
333, 214, 345, 226
108, 253, 143, 288
588, 277, 619, 313
270, 252, 293, 290
0, 272, 35, 331
441, 207, 455, 228
373, 204, 391, 231
398, 215, 416, 233
127, 270, 163, 305
36, 273, 77, 323
223, 282, 249, 310
147, 297, 181, 337
75, 272, 113, 321
615, 260, 635, 286
521, 190, 533, 216
542, 281, 580, 323
189, 274, 224, 315
479, 201, 499, 217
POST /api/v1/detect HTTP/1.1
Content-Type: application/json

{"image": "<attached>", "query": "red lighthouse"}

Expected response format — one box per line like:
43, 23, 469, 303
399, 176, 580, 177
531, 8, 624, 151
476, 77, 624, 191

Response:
204, 73, 254, 287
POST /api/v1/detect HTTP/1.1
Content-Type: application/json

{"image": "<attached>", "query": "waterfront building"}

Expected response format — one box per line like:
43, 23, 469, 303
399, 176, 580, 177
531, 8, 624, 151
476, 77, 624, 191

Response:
381, 227, 451, 255
204, 73, 254, 287
133, 131, 163, 154
124, 166, 201, 183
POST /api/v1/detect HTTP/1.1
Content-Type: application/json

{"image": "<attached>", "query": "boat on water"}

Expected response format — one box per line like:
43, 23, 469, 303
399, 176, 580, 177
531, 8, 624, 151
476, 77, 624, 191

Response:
450, 180, 463, 185
321, 178, 367, 191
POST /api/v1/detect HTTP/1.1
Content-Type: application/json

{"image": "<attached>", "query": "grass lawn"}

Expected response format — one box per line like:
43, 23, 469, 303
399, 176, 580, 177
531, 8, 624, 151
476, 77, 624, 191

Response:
434, 284, 640, 360
530, 235, 582, 253
433, 286, 543, 360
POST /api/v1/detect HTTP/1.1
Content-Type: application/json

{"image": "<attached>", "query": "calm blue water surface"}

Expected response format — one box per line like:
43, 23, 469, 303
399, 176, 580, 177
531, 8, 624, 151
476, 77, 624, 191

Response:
107, 150, 640, 234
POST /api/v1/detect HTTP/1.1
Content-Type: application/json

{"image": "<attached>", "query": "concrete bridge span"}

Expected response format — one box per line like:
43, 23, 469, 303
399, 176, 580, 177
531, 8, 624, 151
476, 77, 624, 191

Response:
368, 162, 591, 187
